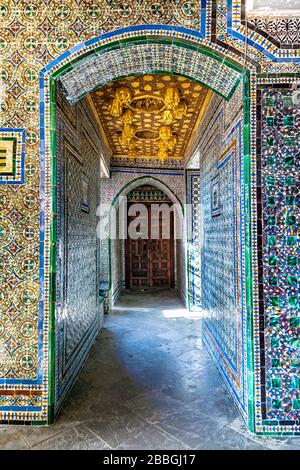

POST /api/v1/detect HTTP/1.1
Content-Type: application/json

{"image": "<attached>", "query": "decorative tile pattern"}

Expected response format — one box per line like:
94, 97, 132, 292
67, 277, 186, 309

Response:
127, 185, 172, 202
194, 88, 247, 418
215, 0, 300, 76
0, 129, 25, 184
102, 169, 185, 208
259, 88, 300, 431
54, 86, 105, 412
186, 170, 201, 310
110, 155, 184, 169
249, 17, 300, 48
110, 204, 124, 308
0, 130, 41, 419
203, 131, 245, 413
60, 43, 241, 105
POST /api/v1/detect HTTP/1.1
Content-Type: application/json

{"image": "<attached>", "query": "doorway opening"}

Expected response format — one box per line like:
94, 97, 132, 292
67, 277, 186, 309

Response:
125, 184, 175, 290
106, 175, 185, 308
53, 70, 248, 428
44, 35, 252, 433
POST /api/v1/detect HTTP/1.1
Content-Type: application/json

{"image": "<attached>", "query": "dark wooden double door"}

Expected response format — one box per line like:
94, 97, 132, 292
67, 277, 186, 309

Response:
125, 203, 175, 289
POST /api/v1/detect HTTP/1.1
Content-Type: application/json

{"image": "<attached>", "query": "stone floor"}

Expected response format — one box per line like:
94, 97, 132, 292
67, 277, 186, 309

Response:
1, 290, 300, 450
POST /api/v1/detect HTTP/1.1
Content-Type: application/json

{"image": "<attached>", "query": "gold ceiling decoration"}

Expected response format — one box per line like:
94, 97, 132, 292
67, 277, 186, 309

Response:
109, 82, 187, 159
129, 94, 165, 113
162, 85, 188, 125
119, 109, 136, 151
90, 74, 210, 161
158, 125, 177, 161
110, 86, 132, 117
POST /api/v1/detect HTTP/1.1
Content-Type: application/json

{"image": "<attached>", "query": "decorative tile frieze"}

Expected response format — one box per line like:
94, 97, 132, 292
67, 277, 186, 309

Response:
250, 17, 300, 48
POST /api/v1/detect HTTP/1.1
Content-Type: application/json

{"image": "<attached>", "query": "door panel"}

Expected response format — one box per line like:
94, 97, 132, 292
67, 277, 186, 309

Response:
125, 203, 174, 289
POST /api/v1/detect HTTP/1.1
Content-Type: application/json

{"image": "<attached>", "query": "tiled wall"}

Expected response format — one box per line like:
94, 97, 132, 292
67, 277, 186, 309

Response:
110, 205, 124, 306
54, 86, 105, 414
196, 87, 247, 418
259, 88, 300, 428
186, 170, 201, 310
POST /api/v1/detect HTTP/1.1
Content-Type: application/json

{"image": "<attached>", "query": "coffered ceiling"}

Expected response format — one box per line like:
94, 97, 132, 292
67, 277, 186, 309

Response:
90, 74, 211, 163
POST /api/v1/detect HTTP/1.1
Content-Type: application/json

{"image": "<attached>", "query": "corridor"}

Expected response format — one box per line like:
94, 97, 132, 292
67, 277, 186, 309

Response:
1, 291, 299, 450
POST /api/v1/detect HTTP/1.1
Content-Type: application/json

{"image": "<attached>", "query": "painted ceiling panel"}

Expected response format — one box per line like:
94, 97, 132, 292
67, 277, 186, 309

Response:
90, 74, 210, 162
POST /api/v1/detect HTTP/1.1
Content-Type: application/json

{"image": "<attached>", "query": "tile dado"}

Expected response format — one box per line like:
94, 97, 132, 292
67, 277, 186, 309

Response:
0, 0, 299, 435
59, 42, 241, 104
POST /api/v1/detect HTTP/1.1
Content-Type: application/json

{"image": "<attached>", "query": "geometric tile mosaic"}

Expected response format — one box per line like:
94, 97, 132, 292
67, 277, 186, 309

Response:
60, 43, 241, 104
0, 128, 25, 184
54, 86, 105, 413
199, 95, 247, 419
260, 88, 300, 431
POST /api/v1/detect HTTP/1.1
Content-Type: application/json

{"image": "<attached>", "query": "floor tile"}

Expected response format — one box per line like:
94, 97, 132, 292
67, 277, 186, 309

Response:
156, 407, 224, 448
0, 427, 29, 450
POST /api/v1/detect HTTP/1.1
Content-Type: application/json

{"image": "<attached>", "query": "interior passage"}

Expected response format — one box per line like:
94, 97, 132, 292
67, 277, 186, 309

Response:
1, 291, 298, 450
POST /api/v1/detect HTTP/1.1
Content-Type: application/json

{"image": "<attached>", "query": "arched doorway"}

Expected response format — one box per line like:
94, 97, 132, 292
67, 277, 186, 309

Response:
39, 29, 253, 431
105, 176, 185, 307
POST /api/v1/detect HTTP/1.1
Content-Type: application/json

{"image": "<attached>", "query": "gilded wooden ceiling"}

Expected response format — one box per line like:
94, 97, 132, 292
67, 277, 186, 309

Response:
90, 74, 210, 161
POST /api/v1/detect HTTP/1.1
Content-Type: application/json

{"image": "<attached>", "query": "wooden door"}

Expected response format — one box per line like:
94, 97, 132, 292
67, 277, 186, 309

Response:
125, 203, 174, 289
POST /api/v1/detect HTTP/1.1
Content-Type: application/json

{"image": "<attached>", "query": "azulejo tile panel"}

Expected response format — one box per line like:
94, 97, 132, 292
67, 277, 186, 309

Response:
103, 169, 185, 206
258, 88, 300, 433
186, 170, 202, 310
198, 91, 247, 418
59, 42, 241, 104
249, 17, 300, 49
110, 155, 184, 169
55, 86, 105, 413
215, 0, 300, 69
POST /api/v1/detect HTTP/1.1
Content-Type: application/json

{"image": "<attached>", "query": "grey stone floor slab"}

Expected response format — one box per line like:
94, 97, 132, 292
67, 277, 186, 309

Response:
116, 423, 190, 450
0, 428, 29, 450
32, 424, 110, 450
84, 404, 147, 448
1, 289, 300, 450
